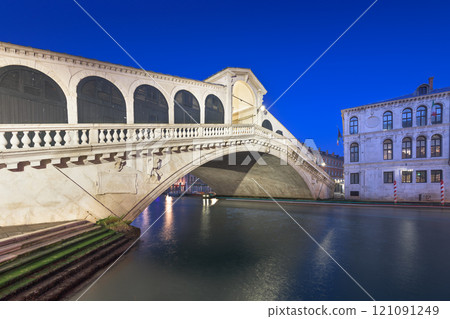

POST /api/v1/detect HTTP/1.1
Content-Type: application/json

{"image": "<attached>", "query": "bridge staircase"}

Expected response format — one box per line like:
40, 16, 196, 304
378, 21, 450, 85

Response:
0, 220, 133, 300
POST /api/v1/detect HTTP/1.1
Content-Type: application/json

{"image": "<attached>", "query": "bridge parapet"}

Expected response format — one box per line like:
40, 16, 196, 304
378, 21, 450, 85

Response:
0, 123, 330, 185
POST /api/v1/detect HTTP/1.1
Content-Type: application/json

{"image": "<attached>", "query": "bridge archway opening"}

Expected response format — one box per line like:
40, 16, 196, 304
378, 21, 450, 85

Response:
0, 65, 67, 124
232, 81, 256, 124
77, 76, 126, 123
191, 152, 313, 199
205, 94, 224, 124
174, 90, 200, 124
134, 85, 168, 123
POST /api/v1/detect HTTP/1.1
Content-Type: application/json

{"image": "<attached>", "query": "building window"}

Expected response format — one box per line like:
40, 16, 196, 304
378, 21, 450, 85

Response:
416, 170, 427, 183
402, 171, 412, 183
383, 139, 393, 160
416, 106, 427, 126
350, 173, 359, 184
384, 171, 394, 183
416, 136, 426, 158
431, 170, 442, 183
350, 143, 359, 162
383, 111, 393, 130
349, 117, 358, 134
431, 103, 443, 124
402, 137, 412, 159
431, 134, 442, 157
402, 108, 412, 128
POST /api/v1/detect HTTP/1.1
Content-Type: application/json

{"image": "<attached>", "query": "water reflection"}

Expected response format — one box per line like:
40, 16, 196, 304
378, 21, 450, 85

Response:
161, 195, 174, 242
78, 197, 450, 301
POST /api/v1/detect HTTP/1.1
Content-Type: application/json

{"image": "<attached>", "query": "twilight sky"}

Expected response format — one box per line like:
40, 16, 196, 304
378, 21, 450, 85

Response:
2, 0, 450, 155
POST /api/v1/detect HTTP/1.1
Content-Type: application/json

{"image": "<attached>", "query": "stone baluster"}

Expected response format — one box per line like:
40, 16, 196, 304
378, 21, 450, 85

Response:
99, 129, 106, 143
10, 131, 20, 149
64, 130, 72, 146
81, 130, 88, 145
113, 129, 119, 143
54, 130, 62, 146
119, 129, 125, 142
22, 131, 31, 148
43, 131, 52, 147
106, 130, 113, 143
0, 132, 7, 150
33, 131, 42, 148
138, 129, 144, 141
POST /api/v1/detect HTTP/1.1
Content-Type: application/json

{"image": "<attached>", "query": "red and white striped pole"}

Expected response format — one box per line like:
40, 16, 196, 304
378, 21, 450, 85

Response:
440, 180, 445, 205
394, 180, 397, 204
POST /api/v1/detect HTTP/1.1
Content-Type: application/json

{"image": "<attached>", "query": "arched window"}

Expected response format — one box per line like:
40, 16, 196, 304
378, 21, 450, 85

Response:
276, 130, 283, 136
402, 137, 412, 159
416, 136, 426, 158
402, 108, 412, 128
205, 94, 224, 124
383, 111, 393, 130
174, 90, 200, 124
0, 65, 67, 123
134, 85, 168, 123
77, 76, 126, 123
383, 139, 393, 160
262, 119, 273, 131
431, 103, 443, 124
416, 106, 427, 126
350, 143, 359, 162
431, 134, 442, 157
349, 117, 358, 134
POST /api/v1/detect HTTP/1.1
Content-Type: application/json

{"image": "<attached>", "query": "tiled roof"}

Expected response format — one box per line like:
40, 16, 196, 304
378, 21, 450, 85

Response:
379, 86, 450, 103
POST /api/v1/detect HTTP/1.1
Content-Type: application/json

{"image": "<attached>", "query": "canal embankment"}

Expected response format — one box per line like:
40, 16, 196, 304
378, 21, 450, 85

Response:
0, 218, 139, 301
220, 196, 450, 209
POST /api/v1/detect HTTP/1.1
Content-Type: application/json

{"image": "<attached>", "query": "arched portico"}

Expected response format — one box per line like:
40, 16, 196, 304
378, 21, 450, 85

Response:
232, 81, 256, 124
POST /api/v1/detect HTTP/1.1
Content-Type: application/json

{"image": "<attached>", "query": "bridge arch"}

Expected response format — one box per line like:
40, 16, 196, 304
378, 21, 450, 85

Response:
77, 76, 127, 123
133, 84, 169, 123
204, 94, 224, 124
69, 70, 129, 123
173, 89, 201, 124
232, 80, 256, 124
124, 143, 320, 221
0, 65, 67, 123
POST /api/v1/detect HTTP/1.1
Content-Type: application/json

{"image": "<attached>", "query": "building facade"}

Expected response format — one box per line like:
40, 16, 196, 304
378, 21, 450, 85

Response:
319, 150, 344, 193
342, 78, 449, 202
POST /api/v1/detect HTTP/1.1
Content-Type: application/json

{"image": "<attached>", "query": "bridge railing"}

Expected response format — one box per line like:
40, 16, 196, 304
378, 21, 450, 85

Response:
0, 124, 258, 151
0, 123, 332, 184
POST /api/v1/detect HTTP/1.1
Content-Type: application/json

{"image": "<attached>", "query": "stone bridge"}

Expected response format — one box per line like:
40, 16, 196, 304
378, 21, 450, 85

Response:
0, 42, 334, 226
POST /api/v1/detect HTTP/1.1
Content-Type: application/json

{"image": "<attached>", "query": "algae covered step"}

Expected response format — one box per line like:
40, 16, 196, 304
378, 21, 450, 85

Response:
0, 229, 117, 295
0, 231, 125, 301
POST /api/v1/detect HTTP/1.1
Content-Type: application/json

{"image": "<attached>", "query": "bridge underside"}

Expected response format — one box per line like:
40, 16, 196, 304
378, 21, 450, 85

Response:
192, 152, 313, 199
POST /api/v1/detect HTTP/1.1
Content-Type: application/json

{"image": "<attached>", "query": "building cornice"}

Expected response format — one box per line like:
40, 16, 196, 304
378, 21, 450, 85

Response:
0, 41, 226, 90
341, 91, 450, 115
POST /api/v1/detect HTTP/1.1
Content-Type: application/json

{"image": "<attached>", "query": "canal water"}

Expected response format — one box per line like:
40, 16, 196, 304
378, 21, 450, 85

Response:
76, 197, 450, 301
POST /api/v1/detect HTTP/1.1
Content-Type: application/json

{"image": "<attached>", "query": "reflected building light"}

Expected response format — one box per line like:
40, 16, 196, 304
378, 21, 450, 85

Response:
141, 206, 150, 228
162, 195, 174, 241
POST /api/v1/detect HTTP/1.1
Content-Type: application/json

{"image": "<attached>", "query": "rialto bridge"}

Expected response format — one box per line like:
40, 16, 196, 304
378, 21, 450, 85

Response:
0, 42, 334, 226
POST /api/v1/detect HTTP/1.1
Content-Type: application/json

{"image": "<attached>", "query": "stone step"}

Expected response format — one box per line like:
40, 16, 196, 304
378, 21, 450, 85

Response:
11, 236, 130, 301
0, 231, 124, 300
0, 220, 89, 248
0, 230, 117, 292
0, 226, 105, 269
0, 222, 95, 257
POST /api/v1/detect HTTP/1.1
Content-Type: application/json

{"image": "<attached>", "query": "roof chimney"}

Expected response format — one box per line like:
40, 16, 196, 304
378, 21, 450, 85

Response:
429, 77, 434, 91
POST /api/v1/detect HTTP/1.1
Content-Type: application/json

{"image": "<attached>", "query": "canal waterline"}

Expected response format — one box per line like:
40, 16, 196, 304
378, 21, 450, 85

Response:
76, 197, 450, 301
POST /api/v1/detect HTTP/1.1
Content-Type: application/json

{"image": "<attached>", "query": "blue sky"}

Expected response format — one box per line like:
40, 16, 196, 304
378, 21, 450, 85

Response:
2, 0, 450, 155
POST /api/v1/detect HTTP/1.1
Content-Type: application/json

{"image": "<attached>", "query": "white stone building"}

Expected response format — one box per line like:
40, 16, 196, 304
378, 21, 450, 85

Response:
342, 78, 449, 202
